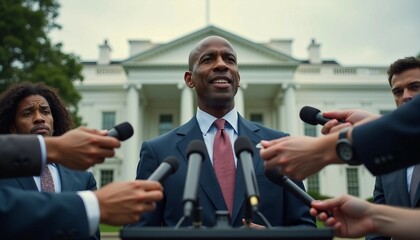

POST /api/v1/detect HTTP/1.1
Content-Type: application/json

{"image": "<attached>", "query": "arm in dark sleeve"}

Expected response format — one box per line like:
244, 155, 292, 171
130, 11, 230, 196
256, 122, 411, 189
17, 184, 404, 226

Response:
0, 186, 90, 239
0, 135, 43, 178
353, 96, 420, 175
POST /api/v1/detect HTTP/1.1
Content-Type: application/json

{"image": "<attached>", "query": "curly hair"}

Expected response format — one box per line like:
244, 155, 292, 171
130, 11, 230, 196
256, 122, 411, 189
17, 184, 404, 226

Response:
0, 82, 73, 136
387, 56, 420, 86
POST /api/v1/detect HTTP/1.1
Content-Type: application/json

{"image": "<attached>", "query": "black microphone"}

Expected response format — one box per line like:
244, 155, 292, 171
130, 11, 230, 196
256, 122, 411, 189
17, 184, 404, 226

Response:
265, 167, 332, 217
148, 156, 179, 184
299, 106, 344, 126
182, 140, 207, 218
108, 122, 134, 141
234, 136, 259, 213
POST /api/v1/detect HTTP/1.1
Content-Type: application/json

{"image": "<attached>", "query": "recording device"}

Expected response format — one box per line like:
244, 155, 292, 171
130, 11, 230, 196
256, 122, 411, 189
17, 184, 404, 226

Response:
234, 136, 259, 213
148, 156, 179, 184
108, 122, 134, 141
265, 167, 332, 217
182, 140, 207, 218
299, 106, 344, 126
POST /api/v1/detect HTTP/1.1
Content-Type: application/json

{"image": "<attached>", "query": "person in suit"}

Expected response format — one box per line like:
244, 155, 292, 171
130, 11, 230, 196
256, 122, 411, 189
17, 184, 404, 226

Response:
0, 82, 99, 239
364, 56, 420, 240
126, 36, 315, 228
260, 94, 420, 179
0, 128, 164, 239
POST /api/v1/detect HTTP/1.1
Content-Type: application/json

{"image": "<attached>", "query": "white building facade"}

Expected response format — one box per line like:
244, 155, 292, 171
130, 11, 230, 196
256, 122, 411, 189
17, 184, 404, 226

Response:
77, 26, 395, 200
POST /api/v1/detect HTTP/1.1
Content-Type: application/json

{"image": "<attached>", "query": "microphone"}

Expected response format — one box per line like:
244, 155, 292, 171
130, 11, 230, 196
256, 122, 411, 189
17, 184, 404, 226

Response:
299, 106, 344, 126
234, 136, 259, 213
265, 167, 332, 217
148, 156, 179, 184
108, 122, 134, 141
182, 140, 207, 218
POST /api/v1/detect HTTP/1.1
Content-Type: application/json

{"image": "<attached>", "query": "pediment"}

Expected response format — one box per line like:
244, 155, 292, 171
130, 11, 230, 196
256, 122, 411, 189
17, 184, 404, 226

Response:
122, 25, 300, 67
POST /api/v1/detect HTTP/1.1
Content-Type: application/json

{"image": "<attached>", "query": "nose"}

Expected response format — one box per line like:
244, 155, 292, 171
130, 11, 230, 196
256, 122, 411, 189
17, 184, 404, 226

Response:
213, 56, 228, 71
402, 89, 414, 104
33, 111, 45, 123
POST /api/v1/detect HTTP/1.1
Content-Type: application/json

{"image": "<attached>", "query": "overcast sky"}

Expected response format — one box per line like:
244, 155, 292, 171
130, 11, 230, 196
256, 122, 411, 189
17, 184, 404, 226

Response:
50, 0, 420, 66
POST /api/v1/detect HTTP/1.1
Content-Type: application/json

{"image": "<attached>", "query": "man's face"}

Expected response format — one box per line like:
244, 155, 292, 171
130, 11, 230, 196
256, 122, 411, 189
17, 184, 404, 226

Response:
185, 37, 240, 112
391, 68, 420, 107
11, 95, 54, 136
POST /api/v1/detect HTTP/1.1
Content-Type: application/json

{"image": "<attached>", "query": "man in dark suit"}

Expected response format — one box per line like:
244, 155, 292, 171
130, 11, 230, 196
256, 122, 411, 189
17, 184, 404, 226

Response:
0, 128, 164, 239
366, 56, 420, 240
0, 82, 98, 239
126, 36, 315, 228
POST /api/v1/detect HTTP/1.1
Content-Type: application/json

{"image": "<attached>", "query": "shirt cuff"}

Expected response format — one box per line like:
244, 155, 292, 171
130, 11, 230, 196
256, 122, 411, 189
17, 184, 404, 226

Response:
36, 135, 46, 172
77, 190, 100, 236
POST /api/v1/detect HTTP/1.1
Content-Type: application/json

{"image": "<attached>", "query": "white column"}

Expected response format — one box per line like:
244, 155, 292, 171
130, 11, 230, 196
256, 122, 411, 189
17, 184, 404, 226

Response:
235, 84, 245, 116
179, 83, 194, 124
282, 82, 298, 136
123, 84, 141, 181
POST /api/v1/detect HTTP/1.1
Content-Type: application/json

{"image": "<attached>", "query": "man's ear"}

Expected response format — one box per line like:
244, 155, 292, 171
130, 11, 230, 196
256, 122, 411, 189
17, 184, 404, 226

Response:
184, 71, 194, 88
10, 125, 16, 133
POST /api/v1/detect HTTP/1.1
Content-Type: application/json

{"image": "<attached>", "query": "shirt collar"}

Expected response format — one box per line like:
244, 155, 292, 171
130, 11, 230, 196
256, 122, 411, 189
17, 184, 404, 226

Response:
196, 107, 238, 135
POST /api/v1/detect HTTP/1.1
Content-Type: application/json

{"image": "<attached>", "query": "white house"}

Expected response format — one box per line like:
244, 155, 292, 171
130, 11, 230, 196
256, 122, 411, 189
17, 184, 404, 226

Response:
76, 25, 396, 200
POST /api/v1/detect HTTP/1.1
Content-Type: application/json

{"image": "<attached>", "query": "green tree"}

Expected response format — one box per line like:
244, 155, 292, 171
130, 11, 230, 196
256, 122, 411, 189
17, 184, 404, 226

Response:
0, 0, 83, 126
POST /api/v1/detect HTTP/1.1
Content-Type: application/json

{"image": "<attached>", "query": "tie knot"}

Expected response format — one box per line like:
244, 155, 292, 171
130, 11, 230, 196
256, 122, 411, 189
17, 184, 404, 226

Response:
214, 119, 226, 130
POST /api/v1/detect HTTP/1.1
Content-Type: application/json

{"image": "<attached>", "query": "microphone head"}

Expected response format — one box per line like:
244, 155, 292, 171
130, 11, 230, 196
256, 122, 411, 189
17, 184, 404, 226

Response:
264, 167, 284, 184
186, 140, 207, 160
163, 156, 179, 174
299, 106, 321, 125
113, 122, 134, 141
234, 136, 254, 157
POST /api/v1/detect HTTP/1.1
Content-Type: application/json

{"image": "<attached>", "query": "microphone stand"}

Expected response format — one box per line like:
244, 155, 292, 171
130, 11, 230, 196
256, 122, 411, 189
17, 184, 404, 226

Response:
242, 198, 252, 227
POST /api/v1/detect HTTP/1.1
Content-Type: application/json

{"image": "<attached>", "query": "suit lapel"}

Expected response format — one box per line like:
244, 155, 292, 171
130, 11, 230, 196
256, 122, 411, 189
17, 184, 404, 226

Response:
176, 118, 226, 212
57, 165, 74, 191
16, 177, 38, 190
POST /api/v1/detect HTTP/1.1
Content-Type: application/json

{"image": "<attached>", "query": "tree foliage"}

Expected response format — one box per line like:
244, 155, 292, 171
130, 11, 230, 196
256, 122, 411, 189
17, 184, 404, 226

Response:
0, 0, 83, 126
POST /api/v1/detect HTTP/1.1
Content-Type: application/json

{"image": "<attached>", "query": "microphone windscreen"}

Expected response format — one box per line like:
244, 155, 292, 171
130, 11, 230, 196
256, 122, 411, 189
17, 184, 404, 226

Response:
163, 156, 179, 174
186, 140, 207, 159
234, 136, 254, 157
299, 106, 321, 125
113, 122, 134, 141
265, 167, 285, 184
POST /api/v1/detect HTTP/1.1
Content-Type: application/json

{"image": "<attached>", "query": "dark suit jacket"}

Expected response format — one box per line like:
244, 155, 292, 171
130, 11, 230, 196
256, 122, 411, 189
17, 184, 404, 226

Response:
353, 95, 420, 176
0, 186, 90, 239
0, 135, 42, 178
0, 165, 100, 240
126, 114, 315, 228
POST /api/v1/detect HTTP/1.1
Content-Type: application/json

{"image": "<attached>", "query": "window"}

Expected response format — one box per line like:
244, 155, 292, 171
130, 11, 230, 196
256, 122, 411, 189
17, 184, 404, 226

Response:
346, 168, 359, 196
159, 114, 173, 134
250, 113, 263, 125
102, 111, 116, 130
100, 169, 114, 187
304, 123, 317, 137
307, 173, 320, 194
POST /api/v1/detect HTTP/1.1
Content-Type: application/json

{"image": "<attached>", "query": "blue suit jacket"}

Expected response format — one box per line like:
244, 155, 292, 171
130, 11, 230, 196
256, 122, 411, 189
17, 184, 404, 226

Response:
0, 165, 100, 240
126, 115, 315, 228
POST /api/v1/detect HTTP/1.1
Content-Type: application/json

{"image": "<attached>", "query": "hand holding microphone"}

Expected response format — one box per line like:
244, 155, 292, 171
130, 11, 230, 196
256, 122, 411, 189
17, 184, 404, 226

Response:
265, 166, 332, 218
46, 122, 134, 171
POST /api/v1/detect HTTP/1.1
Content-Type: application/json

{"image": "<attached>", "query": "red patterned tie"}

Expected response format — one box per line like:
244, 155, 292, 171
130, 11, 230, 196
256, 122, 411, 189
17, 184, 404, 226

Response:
213, 119, 236, 216
41, 165, 55, 192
